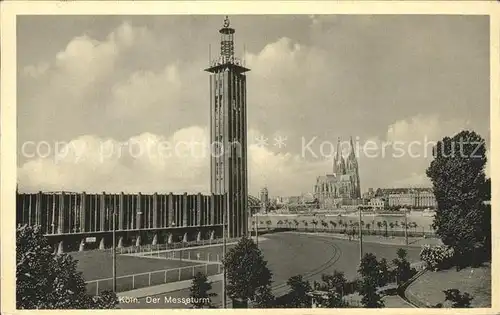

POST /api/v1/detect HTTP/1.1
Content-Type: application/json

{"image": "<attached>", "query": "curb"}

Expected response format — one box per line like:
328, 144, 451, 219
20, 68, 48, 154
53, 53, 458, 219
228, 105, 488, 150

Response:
289, 231, 435, 247
117, 273, 223, 299
397, 268, 428, 308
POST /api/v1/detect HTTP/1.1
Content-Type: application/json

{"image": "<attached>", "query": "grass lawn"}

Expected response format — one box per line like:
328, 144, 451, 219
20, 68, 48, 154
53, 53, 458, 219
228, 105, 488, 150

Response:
406, 263, 491, 307
71, 250, 202, 281
167, 244, 237, 261
71, 250, 207, 294
121, 232, 424, 309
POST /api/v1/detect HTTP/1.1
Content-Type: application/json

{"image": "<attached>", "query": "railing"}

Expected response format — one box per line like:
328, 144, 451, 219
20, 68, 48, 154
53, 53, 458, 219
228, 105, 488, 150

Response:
134, 247, 224, 264
110, 237, 241, 255
85, 263, 222, 296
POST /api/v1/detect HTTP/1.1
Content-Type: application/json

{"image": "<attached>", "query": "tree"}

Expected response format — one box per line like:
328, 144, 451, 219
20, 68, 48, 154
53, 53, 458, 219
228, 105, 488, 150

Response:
426, 130, 491, 266
16, 225, 118, 309
311, 220, 318, 232
321, 220, 328, 231
443, 289, 473, 308
377, 258, 390, 287
253, 284, 275, 308
359, 278, 384, 308
189, 272, 216, 308
358, 253, 382, 284
266, 220, 272, 230
223, 236, 273, 307
314, 287, 348, 308
285, 275, 312, 308
357, 253, 384, 308
329, 220, 337, 231
392, 248, 413, 285
313, 272, 351, 307
318, 271, 347, 294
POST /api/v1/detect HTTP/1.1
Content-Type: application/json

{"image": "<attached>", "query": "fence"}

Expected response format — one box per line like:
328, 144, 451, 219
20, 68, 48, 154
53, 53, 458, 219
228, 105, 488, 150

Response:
137, 247, 223, 263
111, 237, 241, 255
85, 263, 222, 296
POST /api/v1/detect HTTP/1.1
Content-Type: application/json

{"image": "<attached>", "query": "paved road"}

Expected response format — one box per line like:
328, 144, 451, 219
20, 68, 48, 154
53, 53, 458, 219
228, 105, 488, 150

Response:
119, 232, 421, 309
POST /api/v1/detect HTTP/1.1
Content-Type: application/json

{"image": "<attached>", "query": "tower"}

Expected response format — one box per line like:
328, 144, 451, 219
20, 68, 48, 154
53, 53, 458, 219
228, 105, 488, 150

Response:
333, 137, 346, 176
346, 136, 361, 198
206, 16, 250, 238
260, 187, 269, 213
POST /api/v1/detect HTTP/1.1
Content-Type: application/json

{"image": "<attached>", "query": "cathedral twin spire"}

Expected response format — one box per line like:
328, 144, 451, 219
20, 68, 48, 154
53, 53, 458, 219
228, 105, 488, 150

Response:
333, 137, 358, 177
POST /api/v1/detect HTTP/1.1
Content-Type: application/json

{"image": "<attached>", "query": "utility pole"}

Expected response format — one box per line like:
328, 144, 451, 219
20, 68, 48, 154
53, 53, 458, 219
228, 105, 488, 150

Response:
112, 208, 117, 292
359, 207, 363, 262
404, 208, 408, 246
255, 212, 259, 248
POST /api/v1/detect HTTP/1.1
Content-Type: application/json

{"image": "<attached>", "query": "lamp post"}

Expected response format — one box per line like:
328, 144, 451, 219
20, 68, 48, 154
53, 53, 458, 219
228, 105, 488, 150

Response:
359, 207, 363, 262
404, 208, 408, 246
255, 212, 259, 248
112, 208, 117, 292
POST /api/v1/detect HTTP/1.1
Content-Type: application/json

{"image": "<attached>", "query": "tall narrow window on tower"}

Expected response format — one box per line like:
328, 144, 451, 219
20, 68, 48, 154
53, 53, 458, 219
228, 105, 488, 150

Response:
205, 16, 250, 238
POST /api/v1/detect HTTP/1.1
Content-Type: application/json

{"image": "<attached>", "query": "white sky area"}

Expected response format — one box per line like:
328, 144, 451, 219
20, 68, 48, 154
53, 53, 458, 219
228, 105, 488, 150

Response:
17, 15, 491, 196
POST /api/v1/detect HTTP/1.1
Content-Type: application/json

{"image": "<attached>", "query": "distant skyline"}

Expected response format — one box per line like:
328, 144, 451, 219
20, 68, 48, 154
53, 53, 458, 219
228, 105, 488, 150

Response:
17, 15, 491, 196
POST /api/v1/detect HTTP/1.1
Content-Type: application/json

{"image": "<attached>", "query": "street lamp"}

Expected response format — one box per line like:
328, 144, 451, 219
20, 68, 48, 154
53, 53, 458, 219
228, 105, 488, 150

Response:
359, 206, 363, 262
255, 211, 259, 248
404, 208, 408, 246
112, 208, 117, 292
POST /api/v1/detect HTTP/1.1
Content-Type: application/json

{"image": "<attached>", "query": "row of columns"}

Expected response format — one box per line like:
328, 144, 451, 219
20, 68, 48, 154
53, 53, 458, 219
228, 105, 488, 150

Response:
19, 192, 225, 235
56, 230, 216, 254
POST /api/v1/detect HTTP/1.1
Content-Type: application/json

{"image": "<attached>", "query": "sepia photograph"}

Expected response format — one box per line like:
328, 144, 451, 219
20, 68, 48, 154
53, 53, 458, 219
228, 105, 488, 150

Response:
1, 1, 498, 312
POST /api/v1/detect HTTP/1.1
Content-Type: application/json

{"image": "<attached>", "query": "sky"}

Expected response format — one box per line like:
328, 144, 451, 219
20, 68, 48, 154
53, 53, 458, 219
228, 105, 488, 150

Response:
16, 15, 491, 196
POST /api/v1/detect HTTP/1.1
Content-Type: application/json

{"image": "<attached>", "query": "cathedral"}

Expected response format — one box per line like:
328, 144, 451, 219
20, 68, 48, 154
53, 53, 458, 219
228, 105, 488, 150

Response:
314, 137, 361, 209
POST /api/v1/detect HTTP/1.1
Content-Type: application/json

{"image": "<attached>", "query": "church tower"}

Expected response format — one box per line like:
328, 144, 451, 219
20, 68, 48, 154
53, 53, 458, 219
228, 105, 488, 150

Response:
206, 16, 250, 238
346, 136, 361, 198
333, 138, 346, 176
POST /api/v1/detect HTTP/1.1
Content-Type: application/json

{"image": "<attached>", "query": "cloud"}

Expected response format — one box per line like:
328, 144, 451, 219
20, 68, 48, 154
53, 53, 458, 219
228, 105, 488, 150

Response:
23, 62, 49, 78
106, 64, 183, 118
245, 37, 335, 140
25, 112, 471, 196
357, 114, 481, 189
25, 22, 149, 88
17, 16, 489, 196
18, 127, 332, 196
18, 127, 209, 194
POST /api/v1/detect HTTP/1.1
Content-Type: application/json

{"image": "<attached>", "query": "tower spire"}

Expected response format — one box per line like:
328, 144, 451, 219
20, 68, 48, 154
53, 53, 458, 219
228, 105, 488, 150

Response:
334, 137, 345, 176
348, 136, 356, 159
219, 15, 235, 63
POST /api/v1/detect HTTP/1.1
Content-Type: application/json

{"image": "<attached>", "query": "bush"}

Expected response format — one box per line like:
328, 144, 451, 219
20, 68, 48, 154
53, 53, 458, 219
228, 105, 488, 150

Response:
443, 289, 473, 308
16, 225, 118, 309
420, 245, 455, 271
342, 279, 360, 295
393, 248, 414, 284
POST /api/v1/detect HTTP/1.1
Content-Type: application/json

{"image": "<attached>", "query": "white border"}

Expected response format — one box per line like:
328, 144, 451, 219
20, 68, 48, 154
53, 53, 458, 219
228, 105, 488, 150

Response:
1, 1, 499, 314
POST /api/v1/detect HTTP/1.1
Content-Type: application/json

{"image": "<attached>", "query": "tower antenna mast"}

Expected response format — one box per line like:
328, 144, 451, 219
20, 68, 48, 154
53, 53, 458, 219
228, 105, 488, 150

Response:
243, 44, 246, 67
